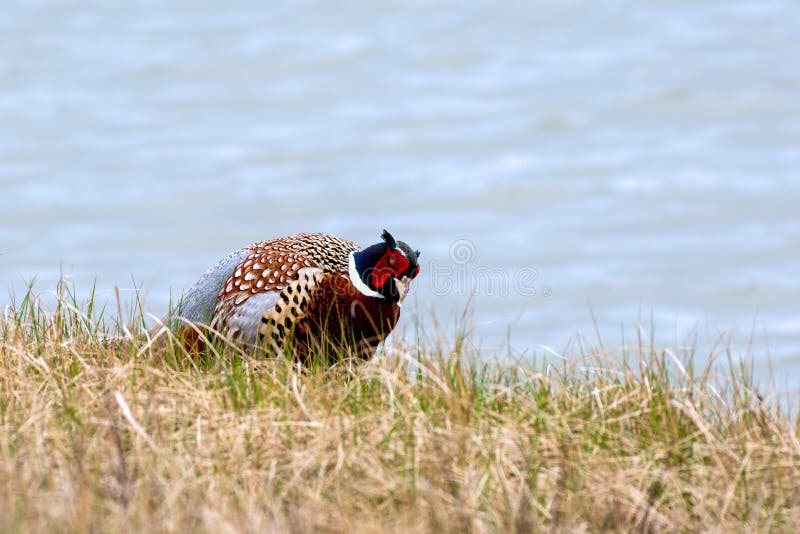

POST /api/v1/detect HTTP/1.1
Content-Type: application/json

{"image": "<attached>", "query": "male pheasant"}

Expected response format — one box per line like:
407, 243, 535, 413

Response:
170, 230, 420, 364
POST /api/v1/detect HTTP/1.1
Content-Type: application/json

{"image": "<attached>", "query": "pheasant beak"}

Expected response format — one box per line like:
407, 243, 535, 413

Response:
394, 276, 411, 306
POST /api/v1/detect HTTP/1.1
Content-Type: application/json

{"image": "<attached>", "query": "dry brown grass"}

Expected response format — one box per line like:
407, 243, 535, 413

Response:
1, 285, 799, 532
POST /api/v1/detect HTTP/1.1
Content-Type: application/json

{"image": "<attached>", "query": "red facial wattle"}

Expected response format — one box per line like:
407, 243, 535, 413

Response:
370, 249, 411, 289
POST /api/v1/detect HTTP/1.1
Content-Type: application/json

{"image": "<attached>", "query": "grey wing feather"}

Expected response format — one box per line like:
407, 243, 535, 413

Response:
224, 292, 281, 347
170, 248, 251, 326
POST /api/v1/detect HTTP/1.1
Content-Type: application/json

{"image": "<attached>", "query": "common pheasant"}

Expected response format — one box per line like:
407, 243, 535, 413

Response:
170, 230, 420, 364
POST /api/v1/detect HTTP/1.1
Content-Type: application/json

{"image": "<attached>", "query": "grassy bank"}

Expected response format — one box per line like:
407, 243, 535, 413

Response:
1, 287, 798, 532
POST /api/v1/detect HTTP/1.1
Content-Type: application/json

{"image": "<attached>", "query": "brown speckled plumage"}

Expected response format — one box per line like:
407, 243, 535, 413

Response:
257, 269, 401, 362
210, 233, 359, 341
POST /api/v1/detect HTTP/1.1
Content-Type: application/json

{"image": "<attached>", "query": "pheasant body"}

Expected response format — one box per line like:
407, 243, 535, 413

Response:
172, 231, 420, 364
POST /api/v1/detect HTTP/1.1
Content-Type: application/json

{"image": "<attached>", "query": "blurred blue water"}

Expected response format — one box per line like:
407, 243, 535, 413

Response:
1, 1, 799, 390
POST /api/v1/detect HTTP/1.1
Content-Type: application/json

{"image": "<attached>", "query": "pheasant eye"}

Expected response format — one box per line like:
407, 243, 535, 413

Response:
388, 256, 397, 267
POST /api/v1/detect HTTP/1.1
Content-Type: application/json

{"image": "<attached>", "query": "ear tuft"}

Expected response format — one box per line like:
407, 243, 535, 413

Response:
415, 250, 421, 258
381, 229, 397, 250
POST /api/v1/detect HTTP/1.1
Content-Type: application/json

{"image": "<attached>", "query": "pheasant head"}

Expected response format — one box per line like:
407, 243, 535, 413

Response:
349, 229, 421, 304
